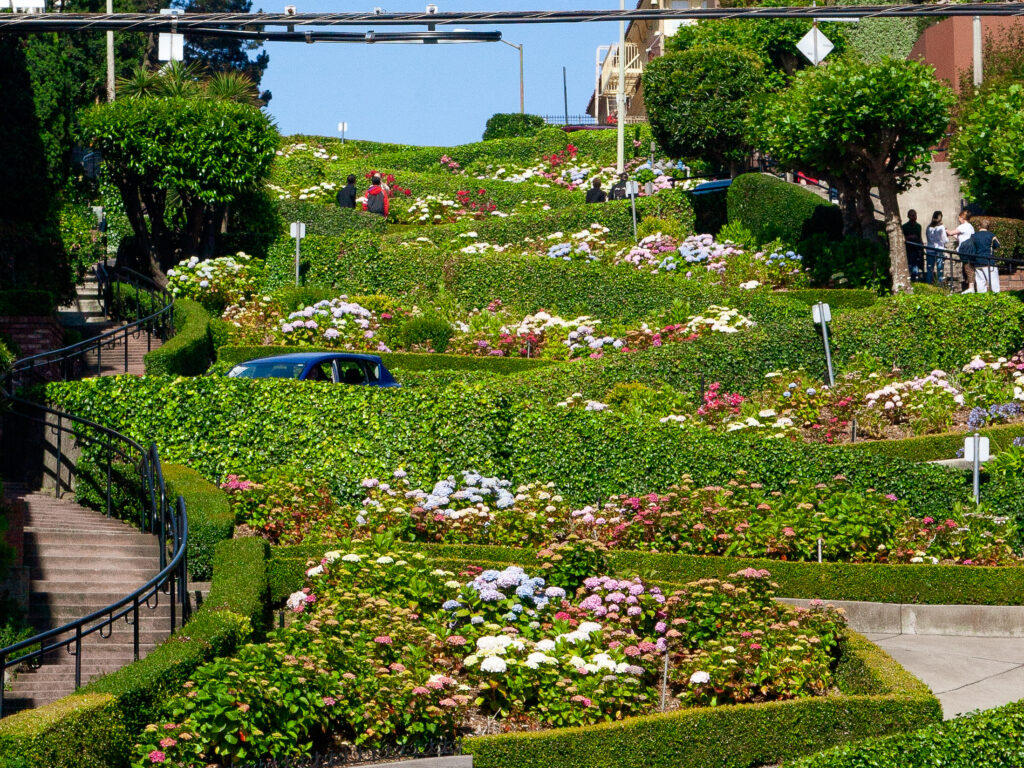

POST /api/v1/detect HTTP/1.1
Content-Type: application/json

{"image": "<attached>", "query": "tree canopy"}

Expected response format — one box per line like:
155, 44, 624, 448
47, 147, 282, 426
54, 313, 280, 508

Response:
79, 74, 278, 280
756, 56, 954, 291
950, 84, 1024, 219
643, 44, 765, 174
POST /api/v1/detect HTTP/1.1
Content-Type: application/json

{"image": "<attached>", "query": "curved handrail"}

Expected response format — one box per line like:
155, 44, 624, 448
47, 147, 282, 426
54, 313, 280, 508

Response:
0, 261, 188, 718
8, 262, 174, 390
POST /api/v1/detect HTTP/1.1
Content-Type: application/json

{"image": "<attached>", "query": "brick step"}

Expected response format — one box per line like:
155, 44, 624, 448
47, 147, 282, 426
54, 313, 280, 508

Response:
24, 543, 162, 559
30, 604, 174, 623
25, 530, 159, 545
29, 558, 160, 578
29, 579, 160, 593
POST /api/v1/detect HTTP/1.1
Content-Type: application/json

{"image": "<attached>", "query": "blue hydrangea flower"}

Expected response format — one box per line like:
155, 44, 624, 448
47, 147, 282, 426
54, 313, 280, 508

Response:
442, 600, 462, 611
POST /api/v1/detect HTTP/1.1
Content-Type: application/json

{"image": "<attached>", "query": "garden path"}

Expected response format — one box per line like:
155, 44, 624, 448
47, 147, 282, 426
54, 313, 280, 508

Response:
866, 632, 1024, 719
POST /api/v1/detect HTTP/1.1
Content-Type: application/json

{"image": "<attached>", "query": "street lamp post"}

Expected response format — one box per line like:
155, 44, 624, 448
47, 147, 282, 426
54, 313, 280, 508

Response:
501, 39, 525, 113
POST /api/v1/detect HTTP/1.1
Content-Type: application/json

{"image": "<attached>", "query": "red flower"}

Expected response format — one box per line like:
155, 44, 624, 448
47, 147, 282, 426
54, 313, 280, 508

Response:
477, 188, 486, 195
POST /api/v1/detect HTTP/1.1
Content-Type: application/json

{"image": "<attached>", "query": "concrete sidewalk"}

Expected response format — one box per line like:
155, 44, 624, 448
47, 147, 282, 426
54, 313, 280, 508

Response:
866, 633, 1024, 719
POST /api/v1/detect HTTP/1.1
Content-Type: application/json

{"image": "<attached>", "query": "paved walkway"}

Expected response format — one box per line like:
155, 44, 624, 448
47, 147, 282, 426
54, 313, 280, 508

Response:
866, 632, 1024, 718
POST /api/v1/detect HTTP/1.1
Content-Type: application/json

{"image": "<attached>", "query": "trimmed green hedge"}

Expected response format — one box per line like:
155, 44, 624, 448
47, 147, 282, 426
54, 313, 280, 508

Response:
0, 694, 130, 768
163, 463, 234, 581
0, 538, 268, 766
46, 375, 970, 519
0, 289, 56, 317
785, 289, 877, 310
727, 173, 843, 246
483, 113, 547, 141
274, 200, 388, 237
269, 542, 1024, 607
215, 345, 557, 375
844, 422, 1024, 462
789, 700, 1024, 768
463, 632, 937, 768
143, 299, 214, 376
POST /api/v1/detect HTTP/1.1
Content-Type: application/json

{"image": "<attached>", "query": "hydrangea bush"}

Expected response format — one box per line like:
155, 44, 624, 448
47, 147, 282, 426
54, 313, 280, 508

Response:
132, 549, 845, 766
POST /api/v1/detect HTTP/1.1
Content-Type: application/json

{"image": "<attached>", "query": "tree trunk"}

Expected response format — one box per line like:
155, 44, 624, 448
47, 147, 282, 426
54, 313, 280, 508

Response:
876, 178, 911, 293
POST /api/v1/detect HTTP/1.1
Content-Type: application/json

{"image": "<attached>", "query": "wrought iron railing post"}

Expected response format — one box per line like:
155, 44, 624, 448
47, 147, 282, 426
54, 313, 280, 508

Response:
132, 596, 140, 661
73, 625, 82, 690
105, 433, 113, 518
55, 412, 62, 499
123, 327, 128, 373
0, 653, 6, 719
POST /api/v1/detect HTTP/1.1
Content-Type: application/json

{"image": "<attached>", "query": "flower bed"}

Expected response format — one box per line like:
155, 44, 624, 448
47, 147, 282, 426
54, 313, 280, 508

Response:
221, 469, 1016, 567
131, 547, 850, 766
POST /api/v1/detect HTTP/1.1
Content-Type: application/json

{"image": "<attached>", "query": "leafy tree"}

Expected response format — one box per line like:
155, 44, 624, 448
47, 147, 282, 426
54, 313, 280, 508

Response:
756, 57, 954, 292
79, 69, 278, 281
644, 44, 765, 175
950, 84, 1024, 219
175, 0, 271, 103
666, 2, 848, 87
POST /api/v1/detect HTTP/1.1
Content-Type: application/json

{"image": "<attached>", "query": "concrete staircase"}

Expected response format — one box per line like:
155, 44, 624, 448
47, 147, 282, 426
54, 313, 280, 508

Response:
2, 490, 171, 714
56, 267, 107, 331
78, 324, 162, 377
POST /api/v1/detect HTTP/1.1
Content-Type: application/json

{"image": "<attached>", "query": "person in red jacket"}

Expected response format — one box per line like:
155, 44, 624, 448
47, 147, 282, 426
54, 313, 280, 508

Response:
363, 175, 390, 218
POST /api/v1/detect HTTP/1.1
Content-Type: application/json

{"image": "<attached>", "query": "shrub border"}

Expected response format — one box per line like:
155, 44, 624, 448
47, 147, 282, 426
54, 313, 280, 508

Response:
163, 463, 235, 582
464, 633, 938, 768
143, 299, 214, 376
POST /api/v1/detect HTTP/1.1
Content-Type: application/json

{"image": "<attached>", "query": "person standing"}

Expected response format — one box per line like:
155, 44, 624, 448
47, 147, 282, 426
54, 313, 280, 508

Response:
336, 174, 357, 209
902, 209, 924, 281
608, 172, 628, 201
948, 210, 975, 292
971, 220, 1001, 293
925, 211, 947, 286
585, 177, 607, 204
363, 174, 390, 218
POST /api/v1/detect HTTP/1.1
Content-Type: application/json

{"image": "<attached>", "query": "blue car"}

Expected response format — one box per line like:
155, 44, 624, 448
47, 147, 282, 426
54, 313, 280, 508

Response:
226, 352, 400, 387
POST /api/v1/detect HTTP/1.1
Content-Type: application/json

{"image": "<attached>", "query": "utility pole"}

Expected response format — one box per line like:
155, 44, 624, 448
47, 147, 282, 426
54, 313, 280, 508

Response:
616, 0, 625, 173
105, 0, 115, 101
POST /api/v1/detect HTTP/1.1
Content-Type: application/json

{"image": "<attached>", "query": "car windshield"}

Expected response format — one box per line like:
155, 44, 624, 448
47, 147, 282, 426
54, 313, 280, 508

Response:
227, 362, 307, 379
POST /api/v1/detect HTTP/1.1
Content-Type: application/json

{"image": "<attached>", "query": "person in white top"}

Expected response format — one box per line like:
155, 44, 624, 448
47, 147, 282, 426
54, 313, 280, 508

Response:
925, 211, 948, 285
947, 210, 975, 293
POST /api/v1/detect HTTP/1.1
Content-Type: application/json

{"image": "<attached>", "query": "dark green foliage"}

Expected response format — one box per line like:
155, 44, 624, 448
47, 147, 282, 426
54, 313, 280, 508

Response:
463, 633, 936, 768
845, 422, 1024, 463
689, 189, 728, 235
0, 37, 73, 301
789, 700, 1024, 768
274, 200, 387, 237
222, 188, 284, 259
163, 463, 234, 581
0, 291, 56, 316
0, 538, 267, 765
976, 215, 1024, 258
144, 300, 214, 376
644, 46, 765, 170
483, 113, 547, 141
400, 315, 454, 353
798, 234, 890, 290
727, 173, 843, 246
216, 346, 556, 376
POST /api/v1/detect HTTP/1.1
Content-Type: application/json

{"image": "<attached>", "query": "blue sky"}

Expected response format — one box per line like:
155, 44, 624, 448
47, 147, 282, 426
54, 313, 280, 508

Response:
260, 0, 624, 145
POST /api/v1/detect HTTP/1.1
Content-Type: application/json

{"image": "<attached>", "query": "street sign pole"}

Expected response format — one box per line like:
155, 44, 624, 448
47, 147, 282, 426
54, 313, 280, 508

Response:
290, 221, 306, 286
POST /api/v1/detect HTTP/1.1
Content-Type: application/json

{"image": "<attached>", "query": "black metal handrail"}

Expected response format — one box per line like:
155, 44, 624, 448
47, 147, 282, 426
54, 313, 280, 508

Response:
0, 262, 187, 718
9, 263, 173, 390
908, 240, 1024, 292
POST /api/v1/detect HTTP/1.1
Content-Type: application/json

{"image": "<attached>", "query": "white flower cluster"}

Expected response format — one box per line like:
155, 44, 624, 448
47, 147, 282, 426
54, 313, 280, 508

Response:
865, 370, 965, 411
166, 252, 253, 298
556, 393, 610, 411
684, 305, 756, 335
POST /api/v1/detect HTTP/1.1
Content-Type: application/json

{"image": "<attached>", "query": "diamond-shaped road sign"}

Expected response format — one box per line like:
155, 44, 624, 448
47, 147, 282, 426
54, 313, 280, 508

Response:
797, 27, 834, 66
